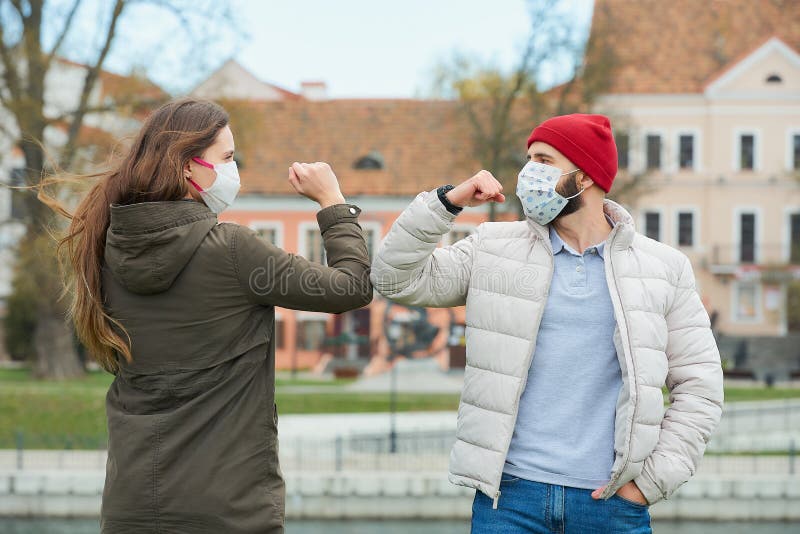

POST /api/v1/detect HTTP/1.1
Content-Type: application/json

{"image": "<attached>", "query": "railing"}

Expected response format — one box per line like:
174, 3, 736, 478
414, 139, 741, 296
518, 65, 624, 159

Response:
280, 430, 455, 472
4, 401, 799, 476
712, 399, 800, 438
709, 244, 800, 267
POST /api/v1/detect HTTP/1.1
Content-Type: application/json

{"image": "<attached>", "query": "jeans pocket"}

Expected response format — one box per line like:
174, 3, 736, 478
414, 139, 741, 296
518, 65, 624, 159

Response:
613, 493, 649, 509
500, 475, 521, 485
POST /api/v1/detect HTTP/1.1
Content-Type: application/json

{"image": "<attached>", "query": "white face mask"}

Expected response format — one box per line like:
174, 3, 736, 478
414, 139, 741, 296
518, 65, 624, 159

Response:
188, 157, 241, 214
516, 161, 585, 225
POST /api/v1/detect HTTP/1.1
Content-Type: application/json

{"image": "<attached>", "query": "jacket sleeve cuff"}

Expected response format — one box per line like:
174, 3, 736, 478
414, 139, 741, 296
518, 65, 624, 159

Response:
316, 203, 362, 233
423, 189, 459, 224
633, 468, 664, 505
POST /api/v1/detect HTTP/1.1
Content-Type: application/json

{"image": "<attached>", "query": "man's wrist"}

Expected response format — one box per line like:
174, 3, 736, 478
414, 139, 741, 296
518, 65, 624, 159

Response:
437, 185, 463, 215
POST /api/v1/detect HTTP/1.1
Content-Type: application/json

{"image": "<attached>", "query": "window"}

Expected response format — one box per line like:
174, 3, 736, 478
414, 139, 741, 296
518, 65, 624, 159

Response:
616, 132, 629, 170
249, 222, 283, 248
791, 213, 800, 264
256, 227, 277, 243
739, 134, 755, 170
677, 212, 694, 247
364, 228, 378, 260
766, 73, 783, 84
734, 282, 760, 322
303, 227, 326, 265
354, 151, 384, 170
296, 319, 327, 351
359, 222, 383, 260
646, 134, 661, 170
793, 134, 800, 171
739, 213, 756, 263
678, 134, 694, 169
644, 211, 661, 241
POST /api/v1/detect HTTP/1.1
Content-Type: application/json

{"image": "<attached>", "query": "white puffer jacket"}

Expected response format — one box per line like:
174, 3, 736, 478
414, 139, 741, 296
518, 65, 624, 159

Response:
371, 190, 724, 506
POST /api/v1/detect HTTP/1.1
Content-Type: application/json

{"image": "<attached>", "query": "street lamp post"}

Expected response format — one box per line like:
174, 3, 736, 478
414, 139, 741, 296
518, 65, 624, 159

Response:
389, 360, 397, 453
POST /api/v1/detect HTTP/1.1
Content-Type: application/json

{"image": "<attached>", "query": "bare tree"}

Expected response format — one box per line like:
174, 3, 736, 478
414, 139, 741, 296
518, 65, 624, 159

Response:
0, 0, 236, 378
431, 0, 618, 220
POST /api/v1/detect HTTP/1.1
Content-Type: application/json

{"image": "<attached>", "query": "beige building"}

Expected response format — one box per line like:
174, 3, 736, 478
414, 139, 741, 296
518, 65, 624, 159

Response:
180, 0, 799, 375
593, 31, 799, 337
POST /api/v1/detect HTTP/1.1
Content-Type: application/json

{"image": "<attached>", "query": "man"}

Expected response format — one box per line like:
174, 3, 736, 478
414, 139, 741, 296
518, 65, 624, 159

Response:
371, 114, 723, 533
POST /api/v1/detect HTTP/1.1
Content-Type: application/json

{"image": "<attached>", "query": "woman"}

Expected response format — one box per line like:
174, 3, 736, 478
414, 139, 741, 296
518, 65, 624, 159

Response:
49, 98, 373, 532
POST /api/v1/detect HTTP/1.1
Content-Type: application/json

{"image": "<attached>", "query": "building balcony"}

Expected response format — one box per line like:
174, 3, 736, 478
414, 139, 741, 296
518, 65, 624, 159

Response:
707, 244, 800, 281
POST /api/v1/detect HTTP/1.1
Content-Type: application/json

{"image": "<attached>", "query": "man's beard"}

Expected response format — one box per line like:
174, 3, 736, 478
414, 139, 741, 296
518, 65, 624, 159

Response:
552, 175, 584, 220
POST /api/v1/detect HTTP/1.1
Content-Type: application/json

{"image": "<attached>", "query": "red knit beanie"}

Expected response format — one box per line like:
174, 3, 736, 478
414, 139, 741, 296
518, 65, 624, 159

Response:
526, 114, 617, 193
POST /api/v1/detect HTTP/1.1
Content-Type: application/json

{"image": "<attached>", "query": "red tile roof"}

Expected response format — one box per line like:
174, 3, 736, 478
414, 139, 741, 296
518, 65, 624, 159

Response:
225, 0, 799, 197
590, 0, 800, 94
229, 99, 479, 196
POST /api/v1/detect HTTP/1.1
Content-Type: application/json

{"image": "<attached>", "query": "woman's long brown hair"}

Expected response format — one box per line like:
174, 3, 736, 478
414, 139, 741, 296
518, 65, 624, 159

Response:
40, 98, 229, 373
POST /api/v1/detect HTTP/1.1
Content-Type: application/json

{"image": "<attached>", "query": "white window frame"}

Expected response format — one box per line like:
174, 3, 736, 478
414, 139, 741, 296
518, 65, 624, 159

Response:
784, 206, 800, 263
615, 130, 631, 171
627, 128, 644, 174
733, 128, 761, 172
786, 128, 800, 172
444, 223, 478, 246
298, 221, 326, 264
733, 206, 762, 264
248, 220, 284, 249
643, 130, 667, 172
673, 206, 700, 250
730, 280, 763, 324
359, 221, 384, 259
640, 207, 666, 243
674, 128, 702, 173
295, 311, 330, 351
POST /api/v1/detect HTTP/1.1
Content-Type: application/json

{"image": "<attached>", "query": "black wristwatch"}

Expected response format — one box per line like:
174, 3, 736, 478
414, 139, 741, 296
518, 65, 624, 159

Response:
437, 184, 463, 215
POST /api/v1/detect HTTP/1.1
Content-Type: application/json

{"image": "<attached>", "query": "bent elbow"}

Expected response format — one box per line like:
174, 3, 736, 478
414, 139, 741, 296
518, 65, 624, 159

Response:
358, 288, 374, 308
329, 287, 373, 314
369, 268, 407, 298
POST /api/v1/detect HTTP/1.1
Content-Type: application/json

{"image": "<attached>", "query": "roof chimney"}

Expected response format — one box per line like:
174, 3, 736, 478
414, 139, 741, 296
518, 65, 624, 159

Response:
301, 81, 328, 101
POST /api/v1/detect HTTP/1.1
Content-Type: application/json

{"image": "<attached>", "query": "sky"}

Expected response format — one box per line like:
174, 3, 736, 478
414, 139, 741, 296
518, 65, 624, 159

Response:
53, 0, 595, 99
232, 0, 595, 98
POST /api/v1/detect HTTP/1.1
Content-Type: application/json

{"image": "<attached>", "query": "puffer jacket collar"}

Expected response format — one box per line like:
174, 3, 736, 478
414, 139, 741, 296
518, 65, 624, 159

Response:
525, 198, 636, 250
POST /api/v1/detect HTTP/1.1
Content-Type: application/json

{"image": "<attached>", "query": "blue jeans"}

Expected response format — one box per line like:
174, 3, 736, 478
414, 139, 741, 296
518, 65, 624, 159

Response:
471, 476, 652, 534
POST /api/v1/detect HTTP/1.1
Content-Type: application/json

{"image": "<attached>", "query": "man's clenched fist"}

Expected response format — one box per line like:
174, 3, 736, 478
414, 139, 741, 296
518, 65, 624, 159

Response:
445, 170, 506, 208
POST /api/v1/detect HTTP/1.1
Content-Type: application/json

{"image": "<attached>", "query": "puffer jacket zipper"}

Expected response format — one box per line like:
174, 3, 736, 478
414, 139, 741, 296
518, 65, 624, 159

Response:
600, 226, 639, 499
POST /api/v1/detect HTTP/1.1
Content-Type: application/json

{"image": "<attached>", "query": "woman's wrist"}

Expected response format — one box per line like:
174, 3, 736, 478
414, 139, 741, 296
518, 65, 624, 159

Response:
318, 195, 346, 209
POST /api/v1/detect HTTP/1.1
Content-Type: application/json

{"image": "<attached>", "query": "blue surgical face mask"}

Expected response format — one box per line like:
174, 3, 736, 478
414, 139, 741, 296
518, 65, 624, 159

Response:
516, 161, 585, 225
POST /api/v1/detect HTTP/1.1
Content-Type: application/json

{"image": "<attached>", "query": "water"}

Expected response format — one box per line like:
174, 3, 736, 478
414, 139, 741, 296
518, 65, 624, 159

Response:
0, 519, 798, 533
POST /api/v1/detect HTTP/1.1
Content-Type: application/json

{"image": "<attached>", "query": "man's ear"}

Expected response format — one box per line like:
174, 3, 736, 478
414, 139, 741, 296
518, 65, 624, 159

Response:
582, 171, 600, 191
575, 171, 591, 190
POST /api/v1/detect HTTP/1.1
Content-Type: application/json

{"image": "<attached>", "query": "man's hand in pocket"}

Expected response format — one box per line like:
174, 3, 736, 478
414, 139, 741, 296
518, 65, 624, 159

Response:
591, 481, 648, 505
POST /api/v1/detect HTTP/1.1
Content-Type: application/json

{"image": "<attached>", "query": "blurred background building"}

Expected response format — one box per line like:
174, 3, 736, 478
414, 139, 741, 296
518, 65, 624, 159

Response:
186, 0, 800, 381
0, 0, 798, 382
